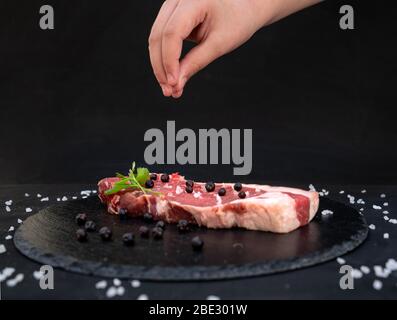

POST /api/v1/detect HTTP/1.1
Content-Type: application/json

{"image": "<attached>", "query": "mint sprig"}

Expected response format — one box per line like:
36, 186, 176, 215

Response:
104, 162, 161, 196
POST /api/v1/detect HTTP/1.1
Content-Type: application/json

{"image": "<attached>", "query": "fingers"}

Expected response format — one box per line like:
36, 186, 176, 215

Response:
148, 0, 179, 96
173, 36, 223, 97
161, 0, 206, 89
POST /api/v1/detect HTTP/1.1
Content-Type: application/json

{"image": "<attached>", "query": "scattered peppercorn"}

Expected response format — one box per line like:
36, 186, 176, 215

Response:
84, 220, 96, 232
152, 227, 163, 239
150, 173, 157, 180
122, 232, 135, 246
234, 183, 243, 191
191, 236, 204, 251
205, 182, 215, 192
76, 228, 87, 242
75, 213, 87, 226
145, 179, 154, 188
99, 226, 112, 241
186, 180, 194, 188
186, 185, 193, 193
218, 188, 226, 196
143, 213, 153, 222
161, 173, 170, 183
177, 220, 190, 233
238, 191, 246, 199
156, 220, 166, 230
139, 226, 150, 238
118, 208, 128, 220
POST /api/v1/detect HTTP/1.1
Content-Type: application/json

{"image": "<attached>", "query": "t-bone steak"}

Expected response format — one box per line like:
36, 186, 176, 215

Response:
98, 174, 319, 233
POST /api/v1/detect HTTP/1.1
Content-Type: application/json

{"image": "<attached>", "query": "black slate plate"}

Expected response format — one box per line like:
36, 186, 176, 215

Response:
14, 197, 368, 281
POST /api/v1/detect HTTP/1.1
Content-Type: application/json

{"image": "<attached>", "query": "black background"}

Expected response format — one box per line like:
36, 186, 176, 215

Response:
0, 0, 396, 185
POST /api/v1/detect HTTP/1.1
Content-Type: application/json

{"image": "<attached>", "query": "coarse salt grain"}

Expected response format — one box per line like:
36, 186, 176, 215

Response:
383, 233, 389, 239
6, 206, 11, 212
61, 196, 68, 201
72, 196, 77, 200
116, 286, 125, 296
113, 278, 121, 286
385, 259, 397, 271
5, 235, 12, 240
17, 219, 23, 224
95, 280, 107, 289
384, 216, 389, 221
360, 266, 370, 274
337, 257, 346, 264
383, 210, 389, 214
321, 209, 333, 216
5, 200, 12, 206
25, 193, 30, 197
106, 286, 118, 298
0, 244, 6, 254
369, 224, 376, 230
206, 295, 221, 300
339, 190, 345, 194
8, 226, 14, 232
37, 194, 42, 198
6, 273, 24, 287
40, 197, 49, 202
373, 280, 383, 290
351, 269, 363, 279
372, 205, 382, 210
389, 219, 397, 224
137, 294, 149, 300
374, 265, 390, 278
380, 194, 386, 198
383, 202, 388, 206
131, 280, 141, 288
361, 189, 366, 193
33, 271, 44, 280
25, 208, 32, 213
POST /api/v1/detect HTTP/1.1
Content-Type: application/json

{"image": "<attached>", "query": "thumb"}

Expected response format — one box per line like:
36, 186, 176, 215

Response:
175, 37, 223, 93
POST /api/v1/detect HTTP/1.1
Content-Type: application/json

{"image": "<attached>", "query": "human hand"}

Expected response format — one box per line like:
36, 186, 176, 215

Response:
148, 0, 320, 98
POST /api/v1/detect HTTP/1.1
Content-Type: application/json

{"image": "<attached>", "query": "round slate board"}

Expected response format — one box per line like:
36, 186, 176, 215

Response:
14, 197, 368, 281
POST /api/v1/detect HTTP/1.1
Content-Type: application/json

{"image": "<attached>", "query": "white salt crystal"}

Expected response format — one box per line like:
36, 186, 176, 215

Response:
383, 202, 388, 207
61, 196, 68, 201
369, 224, 376, 230
17, 219, 23, 224
25, 207, 32, 213
5, 200, 12, 206
360, 266, 370, 274
137, 294, 149, 300
380, 194, 386, 198
372, 205, 382, 210
0, 244, 6, 254
339, 190, 345, 194
40, 197, 49, 202
5, 235, 12, 240
337, 257, 346, 265
113, 278, 121, 286
131, 280, 141, 288
116, 286, 125, 296
6, 206, 11, 212
383, 233, 389, 239
373, 280, 383, 290
8, 226, 14, 232
207, 295, 221, 300
106, 286, 118, 298
33, 271, 44, 280
321, 209, 333, 216
95, 280, 107, 289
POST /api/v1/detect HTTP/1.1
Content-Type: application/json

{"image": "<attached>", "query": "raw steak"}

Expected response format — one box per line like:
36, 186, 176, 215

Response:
98, 174, 319, 233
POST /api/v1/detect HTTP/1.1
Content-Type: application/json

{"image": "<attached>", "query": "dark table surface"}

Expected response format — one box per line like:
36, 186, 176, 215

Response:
0, 183, 396, 300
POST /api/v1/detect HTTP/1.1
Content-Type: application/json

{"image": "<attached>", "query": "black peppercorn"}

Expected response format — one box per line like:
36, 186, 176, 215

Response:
150, 173, 157, 180
122, 232, 135, 246
177, 220, 190, 233
75, 213, 87, 226
139, 226, 150, 238
145, 179, 154, 188
160, 174, 170, 183
186, 185, 193, 193
218, 188, 226, 196
76, 228, 87, 242
238, 191, 246, 199
84, 220, 96, 232
156, 220, 166, 229
118, 208, 128, 220
191, 236, 204, 251
205, 182, 215, 192
143, 213, 153, 222
99, 226, 112, 241
151, 227, 163, 239
234, 183, 243, 191
186, 180, 194, 188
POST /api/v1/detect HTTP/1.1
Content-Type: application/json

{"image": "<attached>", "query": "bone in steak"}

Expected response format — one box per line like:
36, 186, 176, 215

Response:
98, 174, 319, 233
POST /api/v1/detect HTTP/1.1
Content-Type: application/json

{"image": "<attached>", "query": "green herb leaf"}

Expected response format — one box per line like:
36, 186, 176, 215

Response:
135, 167, 150, 186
